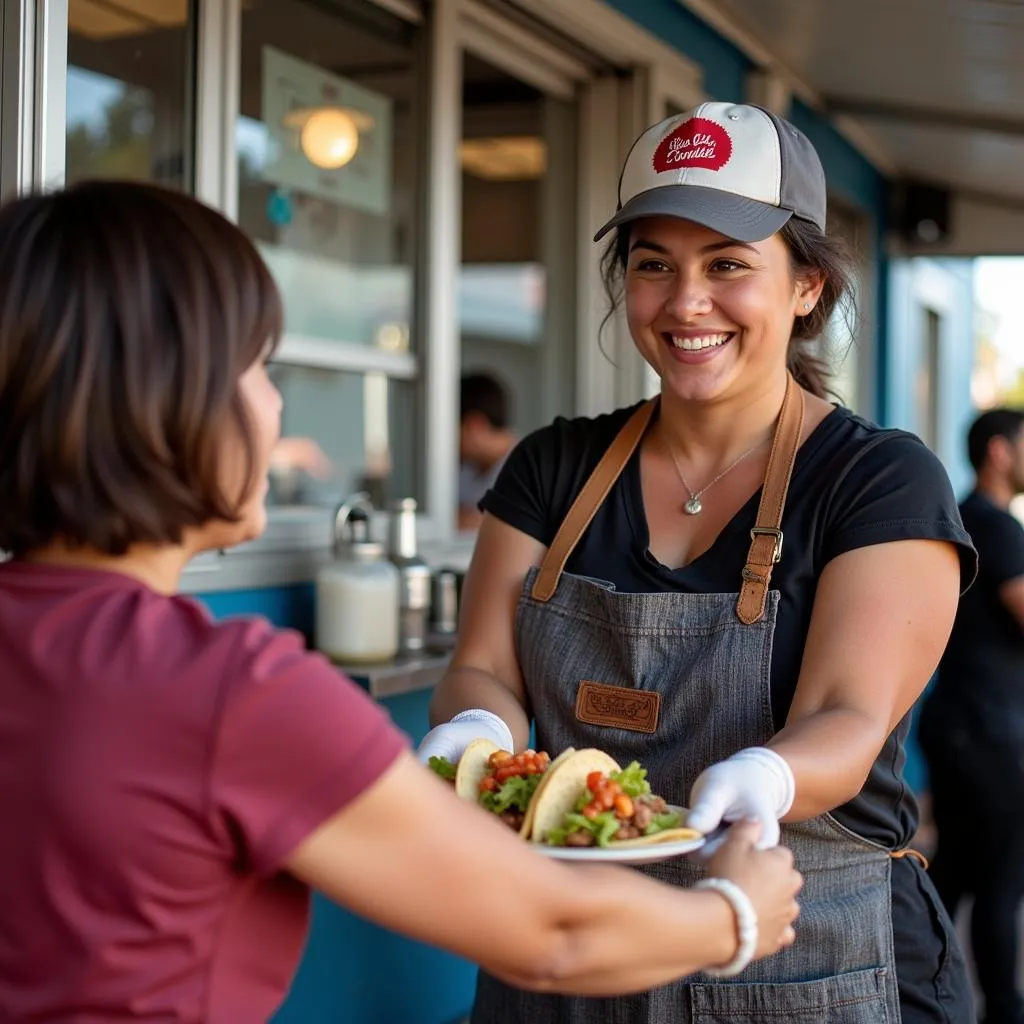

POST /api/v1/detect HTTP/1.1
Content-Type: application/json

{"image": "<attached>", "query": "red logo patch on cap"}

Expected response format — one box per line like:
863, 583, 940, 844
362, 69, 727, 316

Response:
652, 117, 732, 174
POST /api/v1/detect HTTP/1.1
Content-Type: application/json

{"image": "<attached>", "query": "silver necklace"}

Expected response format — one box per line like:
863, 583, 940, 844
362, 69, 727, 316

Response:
664, 434, 769, 516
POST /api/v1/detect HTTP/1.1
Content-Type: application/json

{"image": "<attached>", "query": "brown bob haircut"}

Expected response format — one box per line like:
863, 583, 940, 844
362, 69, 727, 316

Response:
0, 180, 282, 558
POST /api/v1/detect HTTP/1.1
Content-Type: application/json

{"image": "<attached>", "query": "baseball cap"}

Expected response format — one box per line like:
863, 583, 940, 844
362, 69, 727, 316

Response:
594, 102, 827, 243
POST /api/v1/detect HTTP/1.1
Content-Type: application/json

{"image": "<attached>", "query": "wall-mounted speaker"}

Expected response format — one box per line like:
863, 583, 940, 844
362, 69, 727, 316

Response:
887, 181, 952, 245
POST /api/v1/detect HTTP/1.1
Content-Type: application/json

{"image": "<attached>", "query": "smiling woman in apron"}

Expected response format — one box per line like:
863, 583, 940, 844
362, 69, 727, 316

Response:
420, 103, 979, 1024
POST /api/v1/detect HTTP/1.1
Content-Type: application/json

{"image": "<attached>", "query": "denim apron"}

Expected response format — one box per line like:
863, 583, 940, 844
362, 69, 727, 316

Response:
471, 376, 905, 1023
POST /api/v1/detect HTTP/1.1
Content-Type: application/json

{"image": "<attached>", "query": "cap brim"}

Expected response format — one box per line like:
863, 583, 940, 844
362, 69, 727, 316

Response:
593, 185, 793, 243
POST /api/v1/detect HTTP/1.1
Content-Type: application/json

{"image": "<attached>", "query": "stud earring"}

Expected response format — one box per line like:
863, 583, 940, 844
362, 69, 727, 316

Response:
803, 303, 811, 310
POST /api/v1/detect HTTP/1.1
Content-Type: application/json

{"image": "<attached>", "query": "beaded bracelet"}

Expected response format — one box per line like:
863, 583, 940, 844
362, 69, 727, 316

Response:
694, 877, 759, 978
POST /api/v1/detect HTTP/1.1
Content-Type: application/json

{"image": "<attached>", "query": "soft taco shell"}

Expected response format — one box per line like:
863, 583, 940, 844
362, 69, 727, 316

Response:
528, 748, 620, 844
518, 746, 577, 838
529, 748, 702, 847
604, 824, 703, 848
454, 740, 574, 838
454, 738, 500, 801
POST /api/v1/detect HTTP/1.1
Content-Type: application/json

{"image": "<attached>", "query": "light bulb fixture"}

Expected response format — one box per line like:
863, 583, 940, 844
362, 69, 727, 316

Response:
301, 108, 358, 169
282, 107, 375, 171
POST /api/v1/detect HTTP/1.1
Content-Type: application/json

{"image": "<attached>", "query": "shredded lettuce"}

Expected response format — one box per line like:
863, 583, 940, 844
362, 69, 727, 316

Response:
547, 811, 623, 848
548, 806, 681, 847
548, 763, 681, 847
428, 756, 457, 781
644, 810, 683, 835
479, 772, 544, 814
610, 762, 652, 798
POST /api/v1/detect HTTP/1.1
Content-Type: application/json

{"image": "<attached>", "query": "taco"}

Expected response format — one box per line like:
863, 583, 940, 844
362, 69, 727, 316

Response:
430, 740, 570, 836
529, 749, 701, 849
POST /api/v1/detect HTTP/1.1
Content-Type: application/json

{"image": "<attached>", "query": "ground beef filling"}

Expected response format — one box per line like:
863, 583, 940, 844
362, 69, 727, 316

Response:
563, 795, 669, 847
500, 810, 526, 831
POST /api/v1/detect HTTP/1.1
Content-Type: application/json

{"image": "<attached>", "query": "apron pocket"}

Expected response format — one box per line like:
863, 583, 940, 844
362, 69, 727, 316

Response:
690, 966, 890, 1023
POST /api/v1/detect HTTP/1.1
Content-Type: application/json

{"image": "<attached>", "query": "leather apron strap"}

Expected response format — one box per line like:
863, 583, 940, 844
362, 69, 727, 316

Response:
530, 374, 805, 625
530, 398, 657, 603
890, 847, 930, 870
736, 373, 805, 624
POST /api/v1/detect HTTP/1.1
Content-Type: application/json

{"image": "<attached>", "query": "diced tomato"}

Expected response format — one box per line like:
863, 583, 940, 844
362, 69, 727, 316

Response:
586, 771, 605, 793
479, 776, 499, 792
614, 794, 634, 819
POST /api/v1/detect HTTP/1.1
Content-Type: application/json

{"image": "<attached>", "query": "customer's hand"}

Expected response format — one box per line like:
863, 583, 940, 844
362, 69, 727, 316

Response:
688, 747, 795, 851
416, 709, 514, 764
706, 820, 802, 960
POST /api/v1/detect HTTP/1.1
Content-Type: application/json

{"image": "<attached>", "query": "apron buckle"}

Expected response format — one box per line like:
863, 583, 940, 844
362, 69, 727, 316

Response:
749, 527, 784, 563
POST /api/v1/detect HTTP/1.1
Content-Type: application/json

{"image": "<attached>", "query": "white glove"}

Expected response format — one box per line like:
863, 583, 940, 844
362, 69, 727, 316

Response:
416, 709, 515, 765
687, 747, 795, 853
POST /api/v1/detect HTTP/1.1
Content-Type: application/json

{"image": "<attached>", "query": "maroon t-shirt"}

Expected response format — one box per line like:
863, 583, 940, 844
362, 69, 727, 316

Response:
0, 561, 408, 1022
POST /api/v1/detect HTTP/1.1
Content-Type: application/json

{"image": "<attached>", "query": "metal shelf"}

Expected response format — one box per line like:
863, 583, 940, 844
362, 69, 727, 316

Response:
338, 647, 453, 699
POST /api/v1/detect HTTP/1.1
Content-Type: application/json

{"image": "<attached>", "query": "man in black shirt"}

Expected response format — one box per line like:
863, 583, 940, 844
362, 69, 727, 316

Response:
920, 407, 1024, 1024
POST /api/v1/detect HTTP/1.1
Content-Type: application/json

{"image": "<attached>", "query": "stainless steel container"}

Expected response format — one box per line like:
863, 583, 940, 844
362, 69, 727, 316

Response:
387, 498, 431, 653
430, 569, 460, 635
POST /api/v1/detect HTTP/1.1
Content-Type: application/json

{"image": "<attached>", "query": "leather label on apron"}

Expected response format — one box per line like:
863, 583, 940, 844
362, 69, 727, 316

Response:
575, 681, 660, 734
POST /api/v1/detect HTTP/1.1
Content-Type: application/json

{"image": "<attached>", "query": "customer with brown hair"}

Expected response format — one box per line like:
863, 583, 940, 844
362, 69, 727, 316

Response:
422, 103, 978, 1022
0, 180, 803, 1022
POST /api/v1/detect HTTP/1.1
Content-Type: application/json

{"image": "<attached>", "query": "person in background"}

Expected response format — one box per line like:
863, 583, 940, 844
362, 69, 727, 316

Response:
458, 372, 518, 530
421, 102, 977, 1023
270, 436, 333, 480
919, 407, 1024, 1024
0, 181, 803, 1022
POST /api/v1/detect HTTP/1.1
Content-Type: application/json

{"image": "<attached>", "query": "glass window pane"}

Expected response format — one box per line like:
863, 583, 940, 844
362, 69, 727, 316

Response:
457, 53, 577, 529
237, 0, 421, 350
66, 0, 194, 189
268, 366, 419, 510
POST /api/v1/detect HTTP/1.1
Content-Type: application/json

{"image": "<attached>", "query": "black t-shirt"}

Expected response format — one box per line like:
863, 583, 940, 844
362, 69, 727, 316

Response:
931, 491, 1024, 738
482, 402, 977, 847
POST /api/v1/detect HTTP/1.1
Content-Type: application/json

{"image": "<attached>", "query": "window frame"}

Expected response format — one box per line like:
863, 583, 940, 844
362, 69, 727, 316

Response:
193, 0, 440, 591
2, 0, 69, 197
13, 0, 710, 593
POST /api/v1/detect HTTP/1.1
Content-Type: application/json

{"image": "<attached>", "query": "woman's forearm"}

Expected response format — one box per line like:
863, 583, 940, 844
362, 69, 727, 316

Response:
429, 665, 532, 749
506, 869, 737, 994
289, 756, 796, 997
769, 706, 888, 820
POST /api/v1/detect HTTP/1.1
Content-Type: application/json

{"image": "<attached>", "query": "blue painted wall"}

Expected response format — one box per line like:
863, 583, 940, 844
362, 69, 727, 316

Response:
604, 0, 751, 102
787, 100, 890, 425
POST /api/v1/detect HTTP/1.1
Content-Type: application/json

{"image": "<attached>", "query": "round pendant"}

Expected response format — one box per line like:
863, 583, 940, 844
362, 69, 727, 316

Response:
684, 497, 703, 515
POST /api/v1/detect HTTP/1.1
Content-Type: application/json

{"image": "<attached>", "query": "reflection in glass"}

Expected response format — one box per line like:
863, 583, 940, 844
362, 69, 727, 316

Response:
237, 0, 419, 349
459, 53, 576, 443
268, 365, 417, 511
66, 0, 193, 188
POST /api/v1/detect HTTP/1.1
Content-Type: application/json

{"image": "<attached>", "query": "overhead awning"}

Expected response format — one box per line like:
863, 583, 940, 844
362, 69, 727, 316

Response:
682, 0, 1024, 256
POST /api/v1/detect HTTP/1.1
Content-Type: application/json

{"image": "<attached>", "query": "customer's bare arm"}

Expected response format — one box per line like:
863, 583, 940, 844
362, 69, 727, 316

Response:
770, 539, 961, 819
429, 514, 544, 748
287, 752, 801, 995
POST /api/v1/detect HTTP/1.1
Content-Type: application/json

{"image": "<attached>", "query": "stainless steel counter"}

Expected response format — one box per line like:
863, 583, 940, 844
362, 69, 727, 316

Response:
338, 646, 453, 699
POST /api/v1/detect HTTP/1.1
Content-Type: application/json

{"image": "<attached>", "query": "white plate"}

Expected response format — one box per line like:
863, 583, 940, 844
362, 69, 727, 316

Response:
532, 806, 704, 865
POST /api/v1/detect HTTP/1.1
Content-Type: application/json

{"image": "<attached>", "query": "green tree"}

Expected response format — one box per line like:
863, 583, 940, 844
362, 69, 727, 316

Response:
65, 84, 155, 184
